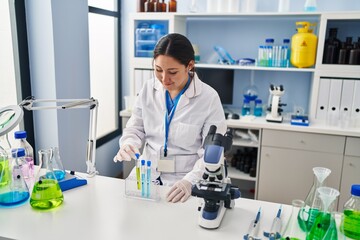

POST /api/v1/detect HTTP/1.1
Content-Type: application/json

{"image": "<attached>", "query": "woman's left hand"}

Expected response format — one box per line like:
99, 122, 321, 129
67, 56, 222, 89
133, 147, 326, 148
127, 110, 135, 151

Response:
166, 179, 192, 203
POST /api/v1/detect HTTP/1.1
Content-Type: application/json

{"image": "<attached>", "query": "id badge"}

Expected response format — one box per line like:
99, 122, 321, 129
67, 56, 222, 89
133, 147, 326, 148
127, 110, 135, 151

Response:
158, 148, 175, 173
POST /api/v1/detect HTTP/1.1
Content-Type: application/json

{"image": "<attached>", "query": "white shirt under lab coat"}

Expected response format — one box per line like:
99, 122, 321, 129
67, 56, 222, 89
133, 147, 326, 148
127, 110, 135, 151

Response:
120, 73, 227, 186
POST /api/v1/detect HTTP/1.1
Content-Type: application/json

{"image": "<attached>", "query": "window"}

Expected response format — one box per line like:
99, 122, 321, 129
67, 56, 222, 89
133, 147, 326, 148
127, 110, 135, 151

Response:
88, 1, 121, 147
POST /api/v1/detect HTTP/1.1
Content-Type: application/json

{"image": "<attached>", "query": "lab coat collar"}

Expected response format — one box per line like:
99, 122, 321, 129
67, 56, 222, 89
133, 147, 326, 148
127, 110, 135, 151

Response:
153, 73, 203, 112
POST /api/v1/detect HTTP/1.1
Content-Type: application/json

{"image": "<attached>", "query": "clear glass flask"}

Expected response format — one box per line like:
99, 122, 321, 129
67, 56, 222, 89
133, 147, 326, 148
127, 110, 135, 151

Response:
281, 199, 306, 240
306, 187, 340, 240
30, 149, 64, 210
341, 184, 360, 239
298, 167, 331, 232
0, 148, 30, 207
47, 147, 65, 181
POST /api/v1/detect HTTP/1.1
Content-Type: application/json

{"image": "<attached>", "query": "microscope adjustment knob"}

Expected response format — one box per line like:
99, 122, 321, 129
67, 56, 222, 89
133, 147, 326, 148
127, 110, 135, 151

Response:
203, 173, 209, 180
217, 174, 223, 180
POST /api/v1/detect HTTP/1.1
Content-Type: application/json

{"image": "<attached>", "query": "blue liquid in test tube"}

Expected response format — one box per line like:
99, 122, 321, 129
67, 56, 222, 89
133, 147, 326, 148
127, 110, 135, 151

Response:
141, 160, 145, 197
146, 160, 151, 198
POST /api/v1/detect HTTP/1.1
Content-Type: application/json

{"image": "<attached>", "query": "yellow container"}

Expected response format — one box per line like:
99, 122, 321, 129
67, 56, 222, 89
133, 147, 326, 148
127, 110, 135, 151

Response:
290, 22, 318, 68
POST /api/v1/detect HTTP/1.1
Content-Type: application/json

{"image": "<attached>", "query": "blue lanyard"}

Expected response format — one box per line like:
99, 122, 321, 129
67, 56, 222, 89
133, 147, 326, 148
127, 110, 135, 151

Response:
163, 78, 191, 157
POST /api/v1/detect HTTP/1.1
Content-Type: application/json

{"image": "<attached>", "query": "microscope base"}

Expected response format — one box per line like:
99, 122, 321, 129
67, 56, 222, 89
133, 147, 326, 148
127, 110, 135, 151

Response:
198, 201, 226, 229
266, 113, 283, 123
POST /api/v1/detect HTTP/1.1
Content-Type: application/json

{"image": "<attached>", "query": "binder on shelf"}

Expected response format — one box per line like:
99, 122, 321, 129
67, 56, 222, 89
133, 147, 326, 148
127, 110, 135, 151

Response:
340, 79, 355, 115
327, 79, 343, 124
316, 78, 331, 121
352, 80, 360, 125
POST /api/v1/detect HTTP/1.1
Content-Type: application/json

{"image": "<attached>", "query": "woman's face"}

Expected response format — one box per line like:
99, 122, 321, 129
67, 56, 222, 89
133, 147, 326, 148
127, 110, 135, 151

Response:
154, 55, 194, 95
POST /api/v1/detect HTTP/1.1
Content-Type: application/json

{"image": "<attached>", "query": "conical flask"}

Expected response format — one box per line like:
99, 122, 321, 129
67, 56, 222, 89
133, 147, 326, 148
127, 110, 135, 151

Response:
30, 149, 64, 210
46, 147, 65, 181
281, 199, 306, 240
306, 187, 340, 240
298, 167, 331, 232
0, 148, 30, 207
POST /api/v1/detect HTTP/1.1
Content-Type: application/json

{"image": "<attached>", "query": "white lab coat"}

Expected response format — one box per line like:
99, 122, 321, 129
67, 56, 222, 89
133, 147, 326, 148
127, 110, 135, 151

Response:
120, 73, 227, 186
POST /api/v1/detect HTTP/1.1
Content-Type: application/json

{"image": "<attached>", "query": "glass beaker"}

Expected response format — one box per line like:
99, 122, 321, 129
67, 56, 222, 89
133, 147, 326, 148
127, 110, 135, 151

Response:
298, 167, 331, 232
47, 147, 65, 181
30, 149, 64, 210
0, 148, 30, 207
281, 199, 306, 240
306, 187, 340, 240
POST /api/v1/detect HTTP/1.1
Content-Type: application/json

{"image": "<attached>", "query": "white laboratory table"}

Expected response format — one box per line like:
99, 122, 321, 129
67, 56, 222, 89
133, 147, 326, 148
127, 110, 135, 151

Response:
0, 174, 293, 240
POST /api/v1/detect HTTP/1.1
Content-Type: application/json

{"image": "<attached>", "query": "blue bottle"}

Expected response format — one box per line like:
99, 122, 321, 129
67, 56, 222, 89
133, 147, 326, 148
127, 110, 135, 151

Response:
254, 99, 263, 117
242, 99, 251, 116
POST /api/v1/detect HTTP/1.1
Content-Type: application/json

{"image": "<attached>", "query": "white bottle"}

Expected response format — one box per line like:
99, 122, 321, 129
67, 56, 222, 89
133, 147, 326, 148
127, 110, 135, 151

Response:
278, 0, 290, 12
228, 0, 240, 13
241, 0, 257, 13
206, 0, 218, 13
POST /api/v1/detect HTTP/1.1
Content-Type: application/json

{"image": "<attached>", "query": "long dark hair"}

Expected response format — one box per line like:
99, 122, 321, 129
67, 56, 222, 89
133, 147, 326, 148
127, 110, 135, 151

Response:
153, 33, 195, 77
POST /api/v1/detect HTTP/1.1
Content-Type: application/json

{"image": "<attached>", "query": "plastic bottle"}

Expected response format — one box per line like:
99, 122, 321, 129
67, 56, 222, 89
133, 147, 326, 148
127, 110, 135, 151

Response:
242, 99, 251, 116
254, 99, 263, 117
341, 184, 360, 240
278, 0, 290, 12
282, 38, 290, 67
265, 38, 275, 67
290, 22, 318, 68
14, 131, 34, 179
168, 0, 177, 12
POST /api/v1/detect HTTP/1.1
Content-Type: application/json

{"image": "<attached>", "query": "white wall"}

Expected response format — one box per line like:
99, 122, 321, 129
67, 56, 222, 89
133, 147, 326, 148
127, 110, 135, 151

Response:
26, 0, 90, 173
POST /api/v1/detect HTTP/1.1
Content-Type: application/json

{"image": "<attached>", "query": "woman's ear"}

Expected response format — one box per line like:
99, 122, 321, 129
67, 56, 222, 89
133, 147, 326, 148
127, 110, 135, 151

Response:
187, 60, 195, 72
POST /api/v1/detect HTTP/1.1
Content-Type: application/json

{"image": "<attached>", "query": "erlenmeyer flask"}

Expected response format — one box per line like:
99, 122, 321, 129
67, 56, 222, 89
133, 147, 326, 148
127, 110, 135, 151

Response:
307, 187, 340, 240
46, 147, 65, 181
0, 145, 11, 188
298, 167, 331, 232
281, 199, 306, 240
0, 148, 30, 207
30, 149, 64, 210
323, 212, 346, 240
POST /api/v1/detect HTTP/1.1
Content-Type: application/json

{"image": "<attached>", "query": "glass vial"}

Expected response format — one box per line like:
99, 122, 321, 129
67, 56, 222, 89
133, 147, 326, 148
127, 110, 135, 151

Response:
168, 0, 177, 12
161, 0, 167, 12
341, 184, 360, 239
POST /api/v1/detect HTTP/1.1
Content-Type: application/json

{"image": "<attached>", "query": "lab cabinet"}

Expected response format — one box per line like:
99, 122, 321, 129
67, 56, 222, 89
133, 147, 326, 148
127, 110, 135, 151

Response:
258, 129, 344, 206
226, 127, 261, 199
339, 137, 360, 211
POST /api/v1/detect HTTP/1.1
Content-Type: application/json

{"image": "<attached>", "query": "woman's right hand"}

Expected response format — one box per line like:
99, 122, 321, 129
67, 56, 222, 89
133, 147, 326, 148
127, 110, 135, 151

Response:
113, 144, 140, 162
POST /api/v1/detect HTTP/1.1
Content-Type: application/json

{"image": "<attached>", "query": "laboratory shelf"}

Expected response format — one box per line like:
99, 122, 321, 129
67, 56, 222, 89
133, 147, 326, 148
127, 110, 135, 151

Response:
195, 63, 316, 72
227, 166, 256, 182
232, 138, 259, 148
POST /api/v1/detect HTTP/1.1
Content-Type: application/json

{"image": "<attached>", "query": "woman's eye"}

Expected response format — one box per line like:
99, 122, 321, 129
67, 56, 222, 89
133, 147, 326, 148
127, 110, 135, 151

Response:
169, 71, 178, 75
155, 69, 162, 73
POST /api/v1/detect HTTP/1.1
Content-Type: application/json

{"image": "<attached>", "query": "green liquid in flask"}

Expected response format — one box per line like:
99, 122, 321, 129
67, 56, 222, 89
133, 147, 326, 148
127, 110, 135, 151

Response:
342, 209, 360, 240
30, 179, 64, 210
0, 159, 11, 187
306, 212, 336, 240
298, 207, 320, 231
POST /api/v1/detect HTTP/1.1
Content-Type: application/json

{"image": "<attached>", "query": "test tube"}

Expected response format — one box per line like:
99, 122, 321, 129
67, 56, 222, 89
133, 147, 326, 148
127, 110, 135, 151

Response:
146, 160, 151, 198
135, 153, 140, 190
141, 160, 145, 197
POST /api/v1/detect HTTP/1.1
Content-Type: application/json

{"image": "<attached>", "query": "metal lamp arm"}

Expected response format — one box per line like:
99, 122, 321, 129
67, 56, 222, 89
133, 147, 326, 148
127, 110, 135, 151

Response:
19, 96, 99, 177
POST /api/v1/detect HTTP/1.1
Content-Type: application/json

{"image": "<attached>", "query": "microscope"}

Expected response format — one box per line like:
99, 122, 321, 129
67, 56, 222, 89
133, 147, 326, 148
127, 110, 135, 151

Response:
266, 84, 287, 123
191, 125, 241, 229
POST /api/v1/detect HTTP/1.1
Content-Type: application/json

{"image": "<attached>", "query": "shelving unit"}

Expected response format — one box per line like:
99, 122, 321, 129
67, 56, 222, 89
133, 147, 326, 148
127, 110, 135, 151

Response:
126, 11, 360, 201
